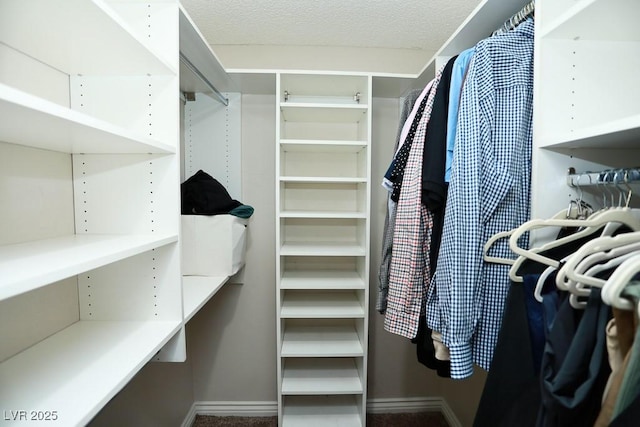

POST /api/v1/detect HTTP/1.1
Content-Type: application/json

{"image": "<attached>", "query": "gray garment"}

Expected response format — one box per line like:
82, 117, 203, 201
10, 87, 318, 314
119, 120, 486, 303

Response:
377, 89, 423, 313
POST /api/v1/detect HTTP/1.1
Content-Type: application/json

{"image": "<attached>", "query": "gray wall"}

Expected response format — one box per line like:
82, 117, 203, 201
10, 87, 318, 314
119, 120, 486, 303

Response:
90, 95, 486, 427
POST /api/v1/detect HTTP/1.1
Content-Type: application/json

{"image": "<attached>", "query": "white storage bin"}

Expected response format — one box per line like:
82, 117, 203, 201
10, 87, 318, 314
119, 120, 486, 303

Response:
181, 214, 248, 276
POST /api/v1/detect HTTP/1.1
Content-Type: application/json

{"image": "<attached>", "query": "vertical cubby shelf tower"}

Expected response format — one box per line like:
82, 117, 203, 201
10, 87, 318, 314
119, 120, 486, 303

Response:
275, 73, 372, 427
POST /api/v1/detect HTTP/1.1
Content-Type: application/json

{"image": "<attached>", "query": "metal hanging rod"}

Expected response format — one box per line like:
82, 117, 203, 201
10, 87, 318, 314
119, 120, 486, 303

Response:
179, 52, 229, 107
567, 168, 640, 187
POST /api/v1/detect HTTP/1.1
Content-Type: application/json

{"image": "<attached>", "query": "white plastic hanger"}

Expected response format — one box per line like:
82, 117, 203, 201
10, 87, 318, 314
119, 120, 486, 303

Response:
568, 249, 640, 309
509, 208, 640, 279
557, 233, 640, 291
601, 253, 640, 310
483, 204, 587, 269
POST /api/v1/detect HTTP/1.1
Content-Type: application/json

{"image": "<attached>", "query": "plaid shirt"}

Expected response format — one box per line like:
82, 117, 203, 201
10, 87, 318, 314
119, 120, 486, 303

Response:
384, 68, 444, 339
428, 19, 534, 378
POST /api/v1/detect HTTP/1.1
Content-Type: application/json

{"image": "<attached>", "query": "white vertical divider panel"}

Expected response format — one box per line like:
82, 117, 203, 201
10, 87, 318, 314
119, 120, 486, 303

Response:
72, 154, 178, 236
183, 92, 242, 200
104, 1, 179, 70
275, 72, 284, 424
0, 143, 74, 246
70, 75, 178, 147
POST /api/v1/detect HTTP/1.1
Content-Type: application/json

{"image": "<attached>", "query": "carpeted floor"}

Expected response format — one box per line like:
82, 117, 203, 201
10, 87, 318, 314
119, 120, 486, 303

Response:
192, 412, 449, 427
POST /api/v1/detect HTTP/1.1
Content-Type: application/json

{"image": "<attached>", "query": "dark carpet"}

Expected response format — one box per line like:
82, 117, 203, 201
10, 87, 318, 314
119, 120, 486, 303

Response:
192, 412, 449, 426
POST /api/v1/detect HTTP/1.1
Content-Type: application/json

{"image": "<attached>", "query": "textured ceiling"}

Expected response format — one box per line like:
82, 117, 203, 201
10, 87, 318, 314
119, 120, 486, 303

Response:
181, 0, 483, 52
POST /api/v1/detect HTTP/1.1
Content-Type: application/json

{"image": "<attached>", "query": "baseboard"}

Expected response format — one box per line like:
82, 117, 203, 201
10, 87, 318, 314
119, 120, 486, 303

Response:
181, 397, 461, 427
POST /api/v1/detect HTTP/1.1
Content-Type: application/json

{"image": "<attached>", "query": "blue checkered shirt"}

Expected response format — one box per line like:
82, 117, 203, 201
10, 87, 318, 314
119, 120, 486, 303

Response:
428, 19, 534, 378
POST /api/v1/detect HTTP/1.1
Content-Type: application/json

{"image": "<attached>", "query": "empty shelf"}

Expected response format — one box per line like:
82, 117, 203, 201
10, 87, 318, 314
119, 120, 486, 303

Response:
0, 84, 175, 154
0, 320, 181, 427
282, 325, 364, 357
183, 275, 230, 322
282, 358, 363, 395
281, 270, 365, 290
281, 291, 364, 318
0, 233, 177, 301
282, 396, 362, 427
281, 104, 368, 123
280, 242, 366, 257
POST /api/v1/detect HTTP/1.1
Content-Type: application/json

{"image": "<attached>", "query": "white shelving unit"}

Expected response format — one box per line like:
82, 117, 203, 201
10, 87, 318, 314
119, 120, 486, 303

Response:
276, 73, 371, 427
0, 1, 187, 424
531, 0, 640, 224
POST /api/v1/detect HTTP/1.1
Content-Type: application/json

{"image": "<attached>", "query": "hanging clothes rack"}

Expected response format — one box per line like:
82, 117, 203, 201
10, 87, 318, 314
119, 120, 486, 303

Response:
492, 0, 535, 35
179, 52, 229, 107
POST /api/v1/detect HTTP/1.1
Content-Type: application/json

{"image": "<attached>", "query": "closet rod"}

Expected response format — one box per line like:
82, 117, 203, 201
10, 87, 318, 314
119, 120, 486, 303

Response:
567, 169, 640, 187
179, 52, 229, 107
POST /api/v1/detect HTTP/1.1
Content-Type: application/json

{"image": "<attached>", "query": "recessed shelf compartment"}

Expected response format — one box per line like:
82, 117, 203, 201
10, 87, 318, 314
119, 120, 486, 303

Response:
282, 358, 363, 395
280, 74, 370, 104
280, 142, 368, 179
281, 320, 364, 357
0, 0, 175, 76
280, 218, 366, 257
281, 256, 366, 290
280, 181, 367, 216
0, 320, 181, 427
282, 395, 363, 427
281, 270, 365, 290
0, 84, 175, 154
280, 105, 368, 124
280, 290, 365, 318
0, 234, 177, 301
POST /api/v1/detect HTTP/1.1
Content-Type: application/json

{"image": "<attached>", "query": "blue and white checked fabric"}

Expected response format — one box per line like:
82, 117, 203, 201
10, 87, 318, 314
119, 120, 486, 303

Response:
428, 19, 534, 378
384, 68, 444, 339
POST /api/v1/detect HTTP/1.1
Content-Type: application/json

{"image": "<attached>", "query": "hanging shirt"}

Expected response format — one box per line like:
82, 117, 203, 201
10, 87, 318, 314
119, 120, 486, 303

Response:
445, 47, 475, 183
428, 18, 535, 378
382, 83, 433, 192
377, 89, 424, 314
384, 68, 444, 339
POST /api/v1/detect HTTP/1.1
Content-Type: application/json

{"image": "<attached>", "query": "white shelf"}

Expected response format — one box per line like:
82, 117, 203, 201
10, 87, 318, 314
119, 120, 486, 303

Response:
280, 210, 366, 219
182, 275, 230, 322
0, 84, 175, 154
0, 234, 178, 301
280, 177, 367, 183
282, 396, 362, 427
541, 0, 639, 41
280, 242, 366, 257
280, 105, 368, 123
0, 320, 181, 426
281, 325, 364, 357
280, 140, 368, 151
539, 114, 640, 149
281, 271, 365, 290
281, 291, 364, 318
0, 0, 175, 75
282, 359, 363, 395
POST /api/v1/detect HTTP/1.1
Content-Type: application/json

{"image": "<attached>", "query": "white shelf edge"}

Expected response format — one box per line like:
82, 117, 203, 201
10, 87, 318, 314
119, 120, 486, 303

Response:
0, 233, 178, 301
280, 139, 367, 146
279, 211, 367, 219
279, 177, 368, 183
280, 242, 366, 257
0, 320, 181, 426
0, 84, 175, 154
280, 292, 365, 319
538, 114, 640, 149
182, 275, 230, 322
281, 103, 368, 110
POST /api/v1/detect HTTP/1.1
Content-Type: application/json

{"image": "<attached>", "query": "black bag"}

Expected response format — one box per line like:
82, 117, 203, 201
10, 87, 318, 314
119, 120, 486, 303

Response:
181, 170, 242, 215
